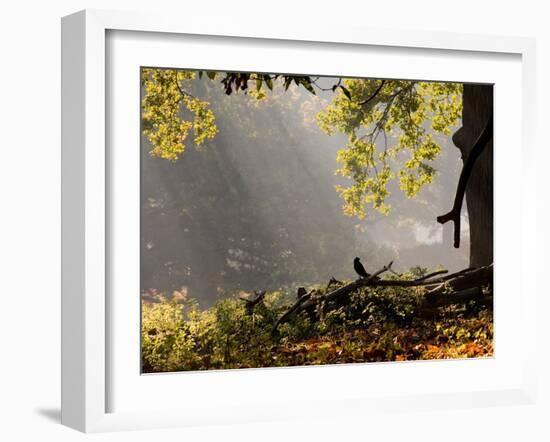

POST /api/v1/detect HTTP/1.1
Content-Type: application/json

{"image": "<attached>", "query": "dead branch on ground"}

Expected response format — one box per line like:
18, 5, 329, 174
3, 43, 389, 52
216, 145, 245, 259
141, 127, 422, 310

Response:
271, 262, 493, 333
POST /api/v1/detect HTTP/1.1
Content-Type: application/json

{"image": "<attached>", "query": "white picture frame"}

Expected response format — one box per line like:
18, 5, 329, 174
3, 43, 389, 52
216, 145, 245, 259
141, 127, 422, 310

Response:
61, 9, 537, 433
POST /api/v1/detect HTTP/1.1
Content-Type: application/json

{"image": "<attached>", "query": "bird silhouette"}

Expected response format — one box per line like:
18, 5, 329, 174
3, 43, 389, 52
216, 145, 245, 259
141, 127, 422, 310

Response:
353, 257, 371, 279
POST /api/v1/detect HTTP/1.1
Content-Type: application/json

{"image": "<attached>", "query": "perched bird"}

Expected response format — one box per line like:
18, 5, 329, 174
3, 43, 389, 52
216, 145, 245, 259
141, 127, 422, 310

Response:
353, 257, 371, 279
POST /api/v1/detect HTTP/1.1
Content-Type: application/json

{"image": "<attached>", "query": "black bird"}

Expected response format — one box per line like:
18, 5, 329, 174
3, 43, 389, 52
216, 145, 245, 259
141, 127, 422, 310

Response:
353, 257, 371, 279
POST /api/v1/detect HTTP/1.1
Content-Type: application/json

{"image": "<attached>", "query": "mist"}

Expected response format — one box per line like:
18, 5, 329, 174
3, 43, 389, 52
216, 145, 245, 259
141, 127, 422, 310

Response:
140, 74, 469, 306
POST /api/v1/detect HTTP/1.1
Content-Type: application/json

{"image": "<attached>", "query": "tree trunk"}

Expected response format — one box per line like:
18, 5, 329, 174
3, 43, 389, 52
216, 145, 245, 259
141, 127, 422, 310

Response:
452, 84, 493, 267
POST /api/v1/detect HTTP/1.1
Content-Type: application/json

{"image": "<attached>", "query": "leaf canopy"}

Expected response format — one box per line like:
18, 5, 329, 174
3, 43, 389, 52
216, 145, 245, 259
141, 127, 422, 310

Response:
141, 69, 462, 218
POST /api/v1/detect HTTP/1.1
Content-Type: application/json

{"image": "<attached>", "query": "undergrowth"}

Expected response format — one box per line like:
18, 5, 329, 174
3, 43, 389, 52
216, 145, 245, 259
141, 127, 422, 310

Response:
141, 270, 493, 373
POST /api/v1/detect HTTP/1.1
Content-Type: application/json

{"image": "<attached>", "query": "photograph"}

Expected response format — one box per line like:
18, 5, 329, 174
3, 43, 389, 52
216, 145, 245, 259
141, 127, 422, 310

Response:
139, 68, 494, 373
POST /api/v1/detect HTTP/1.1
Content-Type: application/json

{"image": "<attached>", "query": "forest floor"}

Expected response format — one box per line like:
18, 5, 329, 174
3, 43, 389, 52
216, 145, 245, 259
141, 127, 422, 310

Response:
268, 313, 492, 367
141, 268, 493, 373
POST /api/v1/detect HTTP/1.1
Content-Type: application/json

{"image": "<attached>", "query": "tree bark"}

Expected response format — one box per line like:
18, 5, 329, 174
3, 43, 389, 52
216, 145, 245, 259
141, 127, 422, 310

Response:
452, 84, 494, 267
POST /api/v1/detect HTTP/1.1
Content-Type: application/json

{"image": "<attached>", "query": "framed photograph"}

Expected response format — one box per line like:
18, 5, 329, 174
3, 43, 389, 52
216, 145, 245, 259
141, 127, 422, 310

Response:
61, 9, 537, 432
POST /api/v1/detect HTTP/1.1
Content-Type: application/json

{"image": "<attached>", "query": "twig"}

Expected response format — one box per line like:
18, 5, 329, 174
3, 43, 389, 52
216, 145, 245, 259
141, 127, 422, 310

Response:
326, 277, 342, 289
240, 290, 266, 314
388, 268, 403, 277
172, 71, 197, 101
414, 269, 448, 282
358, 80, 386, 105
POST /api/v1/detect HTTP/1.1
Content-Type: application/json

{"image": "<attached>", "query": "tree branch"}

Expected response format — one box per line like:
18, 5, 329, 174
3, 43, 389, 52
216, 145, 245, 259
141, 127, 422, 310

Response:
414, 269, 448, 282
173, 71, 197, 101
437, 113, 493, 248
239, 290, 266, 314
358, 80, 386, 105
271, 289, 313, 334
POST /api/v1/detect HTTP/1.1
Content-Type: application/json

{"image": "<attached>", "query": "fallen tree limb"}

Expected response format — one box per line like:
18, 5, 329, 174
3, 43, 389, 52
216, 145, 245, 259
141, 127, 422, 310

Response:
424, 264, 493, 303
272, 290, 313, 334
363, 265, 491, 289
271, 262, 493, 333
302, 261, 394, 308
272, 261, 394, 333
422, 286, 485, 308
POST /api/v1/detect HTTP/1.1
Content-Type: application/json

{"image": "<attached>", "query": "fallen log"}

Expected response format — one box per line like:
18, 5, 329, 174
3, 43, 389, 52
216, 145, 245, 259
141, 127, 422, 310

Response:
272, 261, 394, 333
423, 286, 485, 308
271, 262, 493, 333
424, 264, 493, 304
